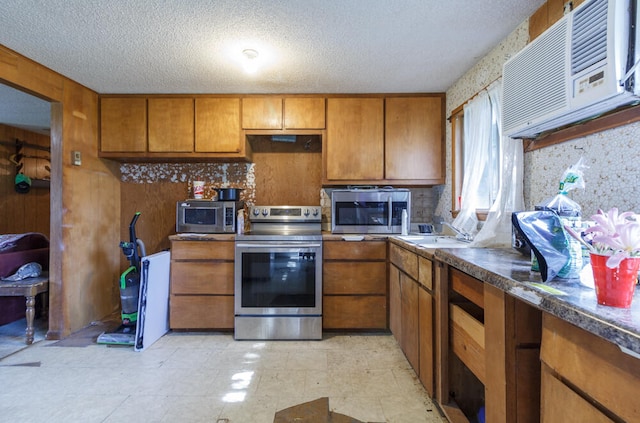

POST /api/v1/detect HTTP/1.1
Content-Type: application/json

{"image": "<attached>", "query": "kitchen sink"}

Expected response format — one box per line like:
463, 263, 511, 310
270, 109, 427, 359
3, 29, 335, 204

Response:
396, 234, 471, 248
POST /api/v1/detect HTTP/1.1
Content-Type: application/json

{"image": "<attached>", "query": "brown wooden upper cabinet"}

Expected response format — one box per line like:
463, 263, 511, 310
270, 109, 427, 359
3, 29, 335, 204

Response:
195, 98, 242, 153
242, 97, 326, 130
385, 96, 444, 182
284, 97, 325, 129
148, 98, 194, 152
324, 95, 444, 185
100, 97, 147, 152
325, 97, 385, 181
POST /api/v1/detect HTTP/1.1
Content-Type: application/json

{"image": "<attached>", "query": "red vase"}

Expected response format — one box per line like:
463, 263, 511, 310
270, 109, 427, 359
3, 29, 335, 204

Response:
590, 253, 640, 308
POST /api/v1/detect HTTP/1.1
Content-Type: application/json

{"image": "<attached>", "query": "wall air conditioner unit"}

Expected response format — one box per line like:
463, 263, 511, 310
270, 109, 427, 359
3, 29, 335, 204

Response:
503, 0, 640, 139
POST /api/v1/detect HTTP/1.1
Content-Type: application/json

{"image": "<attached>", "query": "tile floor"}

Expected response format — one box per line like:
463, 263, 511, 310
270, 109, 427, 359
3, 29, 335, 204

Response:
0, 324, 447, 423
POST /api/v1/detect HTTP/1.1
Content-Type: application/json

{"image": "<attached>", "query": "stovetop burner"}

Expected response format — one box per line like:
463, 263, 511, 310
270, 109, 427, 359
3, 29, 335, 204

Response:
238, 205, 322, 239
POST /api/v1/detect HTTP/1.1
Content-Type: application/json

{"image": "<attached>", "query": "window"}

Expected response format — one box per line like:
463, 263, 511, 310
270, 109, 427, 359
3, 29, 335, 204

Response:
450, 89, 501, 220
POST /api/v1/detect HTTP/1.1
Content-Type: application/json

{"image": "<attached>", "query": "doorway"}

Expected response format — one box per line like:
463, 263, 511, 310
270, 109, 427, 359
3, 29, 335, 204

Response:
0, 83, 54, 350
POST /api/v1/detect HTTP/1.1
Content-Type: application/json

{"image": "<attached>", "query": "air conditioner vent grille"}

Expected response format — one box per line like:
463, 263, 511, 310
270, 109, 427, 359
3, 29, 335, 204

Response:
572, 0, 608, 74
503, 20, 568, 133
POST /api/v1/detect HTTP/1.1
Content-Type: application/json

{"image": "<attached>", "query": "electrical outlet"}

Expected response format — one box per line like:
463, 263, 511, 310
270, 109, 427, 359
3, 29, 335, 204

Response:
72, 151, 82, 166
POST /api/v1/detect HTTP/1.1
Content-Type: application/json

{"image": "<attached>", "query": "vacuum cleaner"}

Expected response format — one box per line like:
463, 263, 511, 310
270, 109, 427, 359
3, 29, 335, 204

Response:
97, 212, 146, 345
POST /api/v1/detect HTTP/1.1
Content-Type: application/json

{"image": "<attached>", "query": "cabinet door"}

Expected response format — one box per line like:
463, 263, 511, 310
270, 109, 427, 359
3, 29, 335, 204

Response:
385, 96, 443, 181
389, 264, 402, 341
401, 273, 420, 371
195, 98, 241, 153
242, 97, 283, 129
284, 97, 325, 129
419, 286, 434, 396
325, 98, 384, 181
100, 97, 147, 152
541, 366, 614, 423
148, 98, 194, 152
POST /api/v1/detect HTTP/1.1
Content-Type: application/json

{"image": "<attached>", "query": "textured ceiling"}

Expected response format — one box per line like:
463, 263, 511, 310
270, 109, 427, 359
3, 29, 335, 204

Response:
0, 0, 543, 95
0, 0, 544, 132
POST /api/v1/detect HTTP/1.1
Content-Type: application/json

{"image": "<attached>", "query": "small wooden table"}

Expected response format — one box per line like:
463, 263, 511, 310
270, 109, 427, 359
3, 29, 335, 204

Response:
0, 274, 48, 344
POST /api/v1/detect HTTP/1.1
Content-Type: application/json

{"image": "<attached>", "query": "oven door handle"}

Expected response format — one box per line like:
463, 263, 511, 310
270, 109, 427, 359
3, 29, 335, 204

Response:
235, 243, 322, 248
388, 197, 393, 230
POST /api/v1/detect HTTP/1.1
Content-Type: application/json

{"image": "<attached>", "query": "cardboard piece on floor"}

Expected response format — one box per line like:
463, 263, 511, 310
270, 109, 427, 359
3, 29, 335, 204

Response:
273, 397, 382, 423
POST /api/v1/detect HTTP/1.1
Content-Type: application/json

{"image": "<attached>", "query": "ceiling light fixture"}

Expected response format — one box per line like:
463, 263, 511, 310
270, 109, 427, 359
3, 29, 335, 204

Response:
242, 49, 260, 74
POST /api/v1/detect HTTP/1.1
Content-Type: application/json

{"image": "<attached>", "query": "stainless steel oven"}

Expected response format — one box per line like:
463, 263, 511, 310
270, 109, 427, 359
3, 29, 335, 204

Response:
331, 187, 411, 234
234, 205, 322, 340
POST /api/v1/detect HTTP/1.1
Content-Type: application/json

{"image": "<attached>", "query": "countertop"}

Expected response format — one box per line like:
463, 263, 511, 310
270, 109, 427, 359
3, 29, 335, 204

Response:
431, 246, 640, 357
169, 233, 236, 241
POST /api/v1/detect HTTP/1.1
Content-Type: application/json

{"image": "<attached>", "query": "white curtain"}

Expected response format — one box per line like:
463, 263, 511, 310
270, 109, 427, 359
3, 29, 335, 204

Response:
471, 81, 525, 247
451, 90, 492, 237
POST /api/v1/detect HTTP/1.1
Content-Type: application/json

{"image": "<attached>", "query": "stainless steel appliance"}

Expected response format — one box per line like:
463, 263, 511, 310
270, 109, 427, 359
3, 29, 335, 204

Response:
176, 200, 242, 233
235, 205, 322, 340
331, 187, 411, 234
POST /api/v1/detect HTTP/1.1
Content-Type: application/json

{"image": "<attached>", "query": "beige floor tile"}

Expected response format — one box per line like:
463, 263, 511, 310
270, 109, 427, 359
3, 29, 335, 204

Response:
0, 331, 447, 423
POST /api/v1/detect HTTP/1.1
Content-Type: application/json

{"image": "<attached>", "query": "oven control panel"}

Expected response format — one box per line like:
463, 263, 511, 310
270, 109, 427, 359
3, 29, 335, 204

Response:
249, 205, 321, 222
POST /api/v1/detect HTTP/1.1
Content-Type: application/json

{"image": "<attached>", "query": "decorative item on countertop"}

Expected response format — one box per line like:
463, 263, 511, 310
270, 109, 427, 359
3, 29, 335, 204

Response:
533, 157, 587, 278
565, 207, 640, 308
192, 181, 205, 199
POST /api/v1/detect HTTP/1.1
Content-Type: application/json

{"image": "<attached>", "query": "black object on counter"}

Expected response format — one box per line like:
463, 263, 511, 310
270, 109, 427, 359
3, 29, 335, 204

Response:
215, 188, 242, 201
512, 210, 570, 282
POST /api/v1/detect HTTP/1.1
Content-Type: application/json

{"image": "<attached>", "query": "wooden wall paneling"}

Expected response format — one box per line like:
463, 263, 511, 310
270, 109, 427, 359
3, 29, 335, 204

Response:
60, 78, 122, 335
0, 124, 50, 235
529, 2, 549, 41
547, 0, 566, 25
120, 181, 186, 267
0, 45, 64, 102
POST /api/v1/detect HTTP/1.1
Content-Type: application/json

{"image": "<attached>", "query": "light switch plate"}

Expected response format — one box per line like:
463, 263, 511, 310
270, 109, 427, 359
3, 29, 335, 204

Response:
72, 151, 81, 166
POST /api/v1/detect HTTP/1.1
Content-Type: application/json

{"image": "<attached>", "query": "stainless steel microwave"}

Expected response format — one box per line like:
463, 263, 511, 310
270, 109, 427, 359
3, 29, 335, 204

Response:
331, 188, 411, 234
176, 200, 242, 233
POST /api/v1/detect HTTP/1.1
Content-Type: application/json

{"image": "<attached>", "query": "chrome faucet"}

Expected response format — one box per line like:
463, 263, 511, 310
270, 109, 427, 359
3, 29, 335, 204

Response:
441, 222, 473, 242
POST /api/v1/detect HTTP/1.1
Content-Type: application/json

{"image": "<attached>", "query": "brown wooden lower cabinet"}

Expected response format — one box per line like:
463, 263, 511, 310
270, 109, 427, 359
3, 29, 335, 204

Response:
389, 242, 436, 396
170, 296, 234, 329
540, 314, 640, 422
169, 238, 235, 330
436, 265, 542, 423
322, 239, 387, 329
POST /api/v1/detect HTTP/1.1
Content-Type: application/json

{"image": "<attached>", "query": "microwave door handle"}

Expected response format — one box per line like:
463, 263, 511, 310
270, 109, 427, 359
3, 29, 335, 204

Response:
388, 197, 393, 230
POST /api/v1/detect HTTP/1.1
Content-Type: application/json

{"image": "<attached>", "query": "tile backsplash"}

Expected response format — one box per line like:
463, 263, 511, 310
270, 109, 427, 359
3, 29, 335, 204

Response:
120, 162, 257, 204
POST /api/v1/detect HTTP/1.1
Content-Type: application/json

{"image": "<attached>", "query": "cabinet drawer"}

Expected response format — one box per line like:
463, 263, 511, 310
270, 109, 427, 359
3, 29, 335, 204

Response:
170, 295, 234, 329
541, 314, 640, 422
323, 240, 386, 260
323, 262, 386, 294
323, 296, 387, 329
171, 241, 234, 260
171, 261, 234, 294
450, 268, 484, 309
450, 303, 485, 383
389, 243, 418, 280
